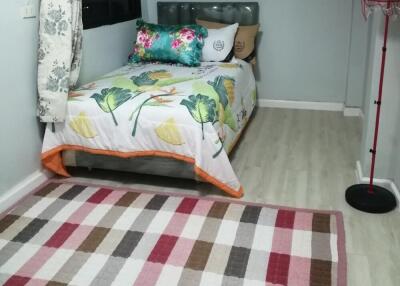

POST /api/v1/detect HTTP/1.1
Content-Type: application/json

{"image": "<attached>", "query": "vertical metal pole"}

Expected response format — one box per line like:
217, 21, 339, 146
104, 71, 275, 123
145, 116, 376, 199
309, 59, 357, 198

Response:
369, 9, 390, 194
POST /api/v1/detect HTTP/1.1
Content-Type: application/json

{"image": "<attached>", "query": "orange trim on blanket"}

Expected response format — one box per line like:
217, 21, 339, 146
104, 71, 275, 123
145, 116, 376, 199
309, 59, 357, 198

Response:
41, 145, 244, 198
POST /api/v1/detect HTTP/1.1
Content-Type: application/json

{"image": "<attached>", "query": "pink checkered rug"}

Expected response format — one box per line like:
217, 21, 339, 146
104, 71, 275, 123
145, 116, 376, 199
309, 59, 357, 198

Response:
0, 181, 346, 286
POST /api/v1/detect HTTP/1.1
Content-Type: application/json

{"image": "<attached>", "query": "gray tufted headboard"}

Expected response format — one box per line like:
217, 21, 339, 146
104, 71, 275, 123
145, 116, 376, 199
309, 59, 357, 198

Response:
157, 2, 259, 25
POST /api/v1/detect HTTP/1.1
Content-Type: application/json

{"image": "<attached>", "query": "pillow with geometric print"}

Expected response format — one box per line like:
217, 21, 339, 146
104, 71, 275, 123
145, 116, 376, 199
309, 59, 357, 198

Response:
129, 19, 208, 67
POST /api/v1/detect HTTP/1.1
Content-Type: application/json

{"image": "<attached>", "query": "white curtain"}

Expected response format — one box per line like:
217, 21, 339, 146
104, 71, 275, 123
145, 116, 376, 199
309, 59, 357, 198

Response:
37, 0, 83, 123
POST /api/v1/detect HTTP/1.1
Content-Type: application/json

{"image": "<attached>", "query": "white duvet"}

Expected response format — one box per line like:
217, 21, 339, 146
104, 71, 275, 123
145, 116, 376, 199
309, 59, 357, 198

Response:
42, 59, 256, 197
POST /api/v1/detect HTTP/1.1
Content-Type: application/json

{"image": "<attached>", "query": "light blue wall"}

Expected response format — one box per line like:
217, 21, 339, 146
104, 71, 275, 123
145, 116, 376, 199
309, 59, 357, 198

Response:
0, 0, 136, 192
79, 20, 137, 85
145, 0, 354, 104
0, 0, 43, 193
345, 0, 369, 108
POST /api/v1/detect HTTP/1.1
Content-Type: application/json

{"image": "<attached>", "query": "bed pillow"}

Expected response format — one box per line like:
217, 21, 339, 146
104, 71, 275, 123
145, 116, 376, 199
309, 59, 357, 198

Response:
129, 20, 208, 66
201, 23, 238, 62
196, 19, 259, 63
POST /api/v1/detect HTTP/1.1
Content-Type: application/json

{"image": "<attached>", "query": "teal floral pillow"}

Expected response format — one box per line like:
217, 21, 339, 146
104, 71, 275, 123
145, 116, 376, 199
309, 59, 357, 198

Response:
129, 20, 208, 67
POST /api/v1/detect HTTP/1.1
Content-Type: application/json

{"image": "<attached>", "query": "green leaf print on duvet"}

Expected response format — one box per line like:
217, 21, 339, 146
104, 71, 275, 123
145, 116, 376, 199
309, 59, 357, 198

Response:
192, 80, 237, 132
130, 70, 196, 88
223, 105, 237, 132
131, 72, 159, 86
91, 87, 132, 126
131, 70, 197, 91
180, 94, 217, 139
207, 76, 235, 108
113, 70, 197, 95
112, 76, 139, 93
189, 77, 239, 158
192, 81, 220, 104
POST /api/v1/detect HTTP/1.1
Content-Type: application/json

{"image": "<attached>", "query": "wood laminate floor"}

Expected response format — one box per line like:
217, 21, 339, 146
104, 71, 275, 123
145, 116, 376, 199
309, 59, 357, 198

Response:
66, 108, 400, 286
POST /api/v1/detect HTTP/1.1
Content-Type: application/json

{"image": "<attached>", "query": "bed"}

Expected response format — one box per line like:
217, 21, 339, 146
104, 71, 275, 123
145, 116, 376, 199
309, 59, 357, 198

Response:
41, 2, 259, 198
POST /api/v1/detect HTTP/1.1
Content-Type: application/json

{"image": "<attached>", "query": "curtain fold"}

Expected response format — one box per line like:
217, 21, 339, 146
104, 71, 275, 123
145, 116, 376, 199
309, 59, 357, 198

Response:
37, 0, 83, 123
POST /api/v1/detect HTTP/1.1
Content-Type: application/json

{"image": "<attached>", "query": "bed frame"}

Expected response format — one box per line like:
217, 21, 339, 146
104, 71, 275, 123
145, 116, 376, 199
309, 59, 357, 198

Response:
157, 2, 259, 25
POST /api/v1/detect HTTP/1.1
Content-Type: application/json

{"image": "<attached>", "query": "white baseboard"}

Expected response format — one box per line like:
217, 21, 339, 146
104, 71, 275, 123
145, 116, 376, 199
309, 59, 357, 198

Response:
257, 99, 363, 117
355, 161, 400, 211
343, 107, 363, 117
0, 170, 53, 214
257, 99, 344, 111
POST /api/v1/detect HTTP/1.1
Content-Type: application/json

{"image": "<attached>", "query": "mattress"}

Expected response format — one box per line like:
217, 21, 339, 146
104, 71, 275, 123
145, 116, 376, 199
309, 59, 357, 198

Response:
42, 58, 256, 197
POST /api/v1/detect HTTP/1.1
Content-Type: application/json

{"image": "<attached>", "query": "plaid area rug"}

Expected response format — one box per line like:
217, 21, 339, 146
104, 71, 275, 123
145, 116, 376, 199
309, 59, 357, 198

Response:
0, 181, 346, 286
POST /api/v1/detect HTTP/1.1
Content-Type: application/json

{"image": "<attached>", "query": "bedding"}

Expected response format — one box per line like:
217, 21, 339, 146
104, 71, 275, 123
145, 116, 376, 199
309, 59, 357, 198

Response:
41, 59, 256, 197
129, 20, 207, 66
201, 23, 238, 62
196, 19, 259, 63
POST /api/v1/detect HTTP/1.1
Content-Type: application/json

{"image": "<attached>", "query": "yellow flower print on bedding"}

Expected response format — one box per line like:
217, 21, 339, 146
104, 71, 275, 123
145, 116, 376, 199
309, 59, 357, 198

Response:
155, 118, 185, 145
69, 112, 97, 138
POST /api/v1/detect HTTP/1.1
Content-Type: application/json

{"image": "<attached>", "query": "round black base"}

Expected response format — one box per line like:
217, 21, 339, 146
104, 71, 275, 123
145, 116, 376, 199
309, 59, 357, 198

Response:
345, 184, 397, 213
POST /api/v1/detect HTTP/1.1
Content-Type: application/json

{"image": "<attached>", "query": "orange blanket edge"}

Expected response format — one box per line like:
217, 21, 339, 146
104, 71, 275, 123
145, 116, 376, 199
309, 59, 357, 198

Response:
41, 145, 244, 198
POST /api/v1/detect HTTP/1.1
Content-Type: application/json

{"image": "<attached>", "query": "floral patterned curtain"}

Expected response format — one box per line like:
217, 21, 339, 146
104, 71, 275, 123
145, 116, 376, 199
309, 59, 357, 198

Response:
37, 0, 83, 123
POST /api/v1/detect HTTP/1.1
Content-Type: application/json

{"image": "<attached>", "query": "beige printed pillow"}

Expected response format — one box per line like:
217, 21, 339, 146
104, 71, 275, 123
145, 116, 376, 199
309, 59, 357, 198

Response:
196, 19, 259, 61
